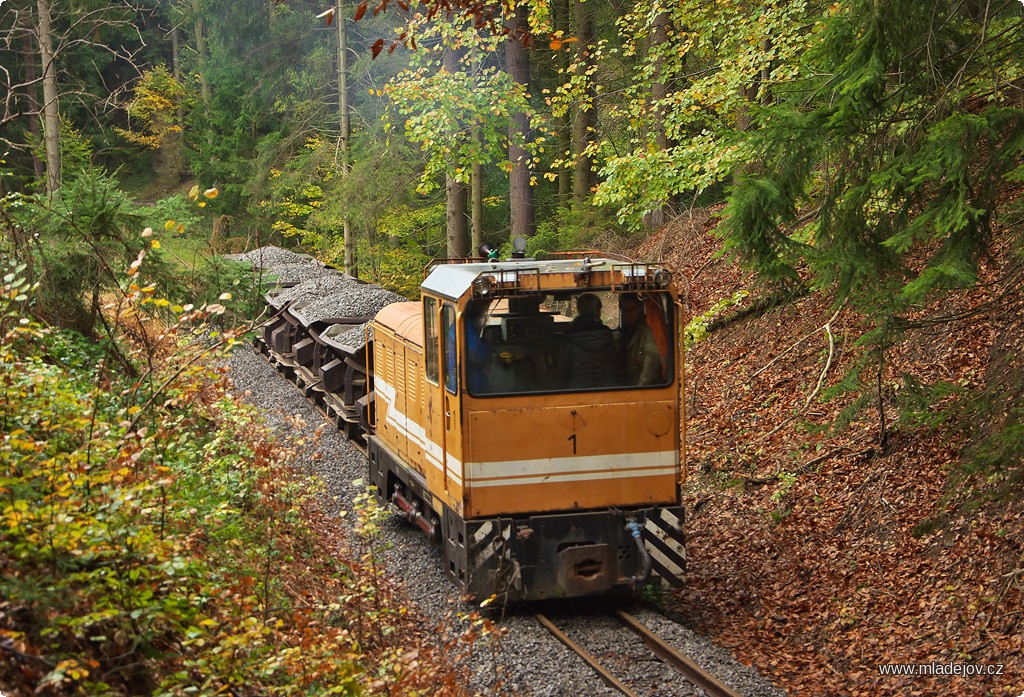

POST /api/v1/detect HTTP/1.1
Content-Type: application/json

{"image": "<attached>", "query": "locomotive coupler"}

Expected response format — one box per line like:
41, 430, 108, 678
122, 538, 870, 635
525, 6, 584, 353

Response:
392, 485, 439, 542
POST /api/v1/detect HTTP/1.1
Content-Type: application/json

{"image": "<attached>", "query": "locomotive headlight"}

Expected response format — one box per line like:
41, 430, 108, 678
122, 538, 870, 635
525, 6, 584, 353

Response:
654, 269, 673, 288
473, 276, 493, 297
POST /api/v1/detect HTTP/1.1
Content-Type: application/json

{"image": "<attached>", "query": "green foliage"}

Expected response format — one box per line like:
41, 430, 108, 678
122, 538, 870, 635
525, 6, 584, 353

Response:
25, 116, 98, 188
708, 0, 1024, 443
384, 16, 539, 194
0, 267, 456, 694
721, 1, 1024, 306
684, 291, 750, 349
2, 168, 151, 335
360, 242, 431, 300
140, 194, 205, 237
0, 339, 359, 693
255, 139, 329, 242
529, 205, 628, 258
56, 117, 95, 180
593, 0, 816, 226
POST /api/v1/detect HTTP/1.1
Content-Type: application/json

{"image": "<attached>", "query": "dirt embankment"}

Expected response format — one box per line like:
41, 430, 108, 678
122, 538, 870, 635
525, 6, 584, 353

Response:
638, 208, 1024, 696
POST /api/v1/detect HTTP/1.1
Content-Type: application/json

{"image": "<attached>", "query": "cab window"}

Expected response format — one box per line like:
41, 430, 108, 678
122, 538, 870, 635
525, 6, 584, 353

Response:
424, 297, 439, 384
464, 291, 674, 396
442, 303, 458, 395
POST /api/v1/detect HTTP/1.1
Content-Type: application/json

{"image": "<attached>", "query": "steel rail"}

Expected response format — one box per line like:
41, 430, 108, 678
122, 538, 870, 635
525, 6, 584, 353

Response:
533, 609, 640, 697
610, 606, 742, 697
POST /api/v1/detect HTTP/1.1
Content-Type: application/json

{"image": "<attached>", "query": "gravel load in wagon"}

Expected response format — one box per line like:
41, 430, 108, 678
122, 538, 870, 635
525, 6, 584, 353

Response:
261, 262, 334, 286
268, 274, 359, 309
322, 322, 370, 351
223, 245, 318, 268
293, 287, 405, 326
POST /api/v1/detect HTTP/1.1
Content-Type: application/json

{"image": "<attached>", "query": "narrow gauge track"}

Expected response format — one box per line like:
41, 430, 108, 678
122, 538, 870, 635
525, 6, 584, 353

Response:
259, 324, 737, 696
533, 604, 742, 697
263, 344, 741, 696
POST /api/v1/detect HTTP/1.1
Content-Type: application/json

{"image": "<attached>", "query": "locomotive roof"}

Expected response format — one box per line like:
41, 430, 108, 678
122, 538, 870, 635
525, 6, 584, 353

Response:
420, 257, 658, 301
373, 301, 423, 347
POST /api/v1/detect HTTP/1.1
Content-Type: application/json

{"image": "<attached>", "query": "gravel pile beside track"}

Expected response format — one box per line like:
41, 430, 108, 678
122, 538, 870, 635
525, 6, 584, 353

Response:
295, 287, 406, 324
226, 347, 786, 696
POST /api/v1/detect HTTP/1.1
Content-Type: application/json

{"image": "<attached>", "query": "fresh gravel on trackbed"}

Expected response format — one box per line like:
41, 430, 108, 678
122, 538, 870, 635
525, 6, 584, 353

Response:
226, 346, 785, 696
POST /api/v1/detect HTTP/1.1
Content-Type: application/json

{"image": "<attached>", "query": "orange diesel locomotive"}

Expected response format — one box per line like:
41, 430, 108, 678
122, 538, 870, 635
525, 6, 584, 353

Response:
364, 255, 686, 601
257, 250, 687, 601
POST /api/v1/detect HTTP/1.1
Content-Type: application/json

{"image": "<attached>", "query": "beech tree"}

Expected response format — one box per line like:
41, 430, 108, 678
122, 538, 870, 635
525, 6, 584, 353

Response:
570, 0, 595, 207
384, 11, 535, 245
504, 2, 534, 238
443, 44, 469, 258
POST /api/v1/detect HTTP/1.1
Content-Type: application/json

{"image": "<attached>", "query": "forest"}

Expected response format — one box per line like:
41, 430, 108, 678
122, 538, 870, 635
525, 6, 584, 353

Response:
1, 0, 1023, 695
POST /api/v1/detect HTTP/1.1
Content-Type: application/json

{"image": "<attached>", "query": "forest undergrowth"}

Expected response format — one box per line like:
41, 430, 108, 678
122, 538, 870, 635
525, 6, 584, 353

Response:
0, 267, 474, 696
645, 207, 1024, 696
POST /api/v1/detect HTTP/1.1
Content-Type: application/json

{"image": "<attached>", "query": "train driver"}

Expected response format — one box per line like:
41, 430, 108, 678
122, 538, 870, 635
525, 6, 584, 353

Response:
618, 293, 663, 386
562, 293, 615, 388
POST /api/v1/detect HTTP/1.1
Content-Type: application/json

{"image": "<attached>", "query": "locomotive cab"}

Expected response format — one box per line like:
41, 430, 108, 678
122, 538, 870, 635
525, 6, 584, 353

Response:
368, 256, 687, 602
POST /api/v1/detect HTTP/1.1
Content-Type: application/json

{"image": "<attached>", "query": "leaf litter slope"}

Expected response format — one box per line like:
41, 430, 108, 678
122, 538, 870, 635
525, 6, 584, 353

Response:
637, 208, 1024, 697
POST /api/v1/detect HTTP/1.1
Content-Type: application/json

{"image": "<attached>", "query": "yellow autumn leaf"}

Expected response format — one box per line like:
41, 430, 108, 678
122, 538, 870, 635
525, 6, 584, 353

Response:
164, 220, 176, 231
151, 239, 161, 249
203, 187, 219, 199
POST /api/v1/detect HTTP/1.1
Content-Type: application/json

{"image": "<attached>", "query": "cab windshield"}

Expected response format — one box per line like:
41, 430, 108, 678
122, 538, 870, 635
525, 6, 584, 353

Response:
463, 290, 674, 396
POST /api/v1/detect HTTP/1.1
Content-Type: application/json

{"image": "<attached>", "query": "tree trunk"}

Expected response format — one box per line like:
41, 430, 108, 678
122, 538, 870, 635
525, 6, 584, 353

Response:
171, 24, 180, 79
505, 4, 535, 240
471, 155, 483, 254
21, 32, 45, 181
733, 67, 758, 182
192, 0, 210, 103
443, 47, 468, 258
36, 0, 60, 194
446, 175, 469, 258
571, 0, 596, 206
337, 0, 356, 276
553, 0, 572, 205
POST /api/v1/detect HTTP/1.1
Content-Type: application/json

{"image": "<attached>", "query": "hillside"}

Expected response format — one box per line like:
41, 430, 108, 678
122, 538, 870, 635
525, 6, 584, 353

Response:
637, 209, 1024, 695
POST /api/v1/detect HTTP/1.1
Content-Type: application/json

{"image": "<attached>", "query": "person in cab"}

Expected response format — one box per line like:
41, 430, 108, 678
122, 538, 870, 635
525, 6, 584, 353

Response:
562, 293, 615, 389
618, 293, 662, 386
